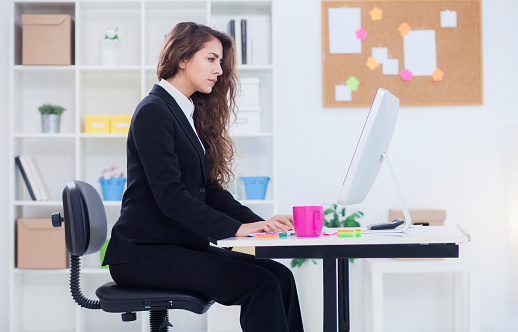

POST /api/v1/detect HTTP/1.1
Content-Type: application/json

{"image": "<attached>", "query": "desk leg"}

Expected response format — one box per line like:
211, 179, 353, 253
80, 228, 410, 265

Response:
338, 258, 350, 332
323, 258, 337, 332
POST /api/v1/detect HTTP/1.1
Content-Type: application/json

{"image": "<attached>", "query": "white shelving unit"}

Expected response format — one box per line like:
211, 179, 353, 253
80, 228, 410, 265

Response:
8, 1, 276, 331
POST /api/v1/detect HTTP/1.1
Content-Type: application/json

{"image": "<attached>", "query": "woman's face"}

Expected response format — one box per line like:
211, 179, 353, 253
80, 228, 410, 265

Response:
179, 38, 223, 96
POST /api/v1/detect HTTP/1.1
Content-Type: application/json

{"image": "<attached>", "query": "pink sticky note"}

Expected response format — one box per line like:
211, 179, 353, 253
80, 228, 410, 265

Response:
400, 69, 413, 81
355, 27, 367, 40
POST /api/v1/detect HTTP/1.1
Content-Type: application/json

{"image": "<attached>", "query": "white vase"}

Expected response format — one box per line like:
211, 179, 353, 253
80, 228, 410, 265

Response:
101, 39, 120, 66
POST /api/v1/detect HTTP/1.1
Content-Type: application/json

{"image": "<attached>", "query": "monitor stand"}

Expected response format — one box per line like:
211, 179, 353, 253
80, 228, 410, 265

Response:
368, 153, 412, 233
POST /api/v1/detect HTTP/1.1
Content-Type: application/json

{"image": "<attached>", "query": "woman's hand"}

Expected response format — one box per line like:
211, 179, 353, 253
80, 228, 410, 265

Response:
235, 214, 294, 237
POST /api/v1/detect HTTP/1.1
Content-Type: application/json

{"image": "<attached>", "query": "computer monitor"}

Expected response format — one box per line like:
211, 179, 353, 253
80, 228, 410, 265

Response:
337, 88, 411, 232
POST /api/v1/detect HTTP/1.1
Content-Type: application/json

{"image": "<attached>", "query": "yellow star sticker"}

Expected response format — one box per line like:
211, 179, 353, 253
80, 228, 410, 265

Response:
366, 57, 380, 70
398, 22, 412, 37
370, 7, 383, 21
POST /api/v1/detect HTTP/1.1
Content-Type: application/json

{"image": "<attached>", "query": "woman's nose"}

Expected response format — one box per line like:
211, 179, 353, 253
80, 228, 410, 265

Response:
215, 63, 223, 75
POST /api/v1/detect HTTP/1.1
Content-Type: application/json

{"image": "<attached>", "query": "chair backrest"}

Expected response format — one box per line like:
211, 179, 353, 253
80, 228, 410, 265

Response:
62, 180, 107, 256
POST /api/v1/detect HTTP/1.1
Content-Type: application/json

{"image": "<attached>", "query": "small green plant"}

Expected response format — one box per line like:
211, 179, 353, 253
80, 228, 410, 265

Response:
37, 104, 66, 115
291, 204, 363, 268
104, 27, 119, 40
324, 204, 363, 228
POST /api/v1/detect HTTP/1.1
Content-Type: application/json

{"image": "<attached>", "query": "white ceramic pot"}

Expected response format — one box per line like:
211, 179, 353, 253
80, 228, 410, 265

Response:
101, 39, 120, 66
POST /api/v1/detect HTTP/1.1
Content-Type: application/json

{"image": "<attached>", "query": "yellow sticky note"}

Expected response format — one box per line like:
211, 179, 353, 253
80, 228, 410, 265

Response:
370, 7, 383, 21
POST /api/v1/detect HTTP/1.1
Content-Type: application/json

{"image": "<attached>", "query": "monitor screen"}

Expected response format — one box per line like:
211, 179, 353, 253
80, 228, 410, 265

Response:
337, 88, 400, 206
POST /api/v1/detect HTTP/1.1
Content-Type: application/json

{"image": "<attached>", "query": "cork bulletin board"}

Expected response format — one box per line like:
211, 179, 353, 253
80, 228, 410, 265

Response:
322, 0, 482, 107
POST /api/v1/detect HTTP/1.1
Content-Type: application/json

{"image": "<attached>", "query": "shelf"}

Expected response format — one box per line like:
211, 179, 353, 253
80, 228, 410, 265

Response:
14, 200, 122, 207
13, 199, 269, 206
14, 268, 110, 275
13, 133, 76, 139
238, 199, 273, 205
14, 200, 63, 206
79, 268, 111, 274
14, 0, 75, 3
232, 132, 273, 138
103, 201, 122, 207
236, 64, 273, 71
11, 131, 272, 140
78, 0, 142, 11
14, 268, 69, 274
211, 0, 272, 11
79, 133, 128, 139
9, 1, 275, 331
13, 199, 270, 206
78, 65, 142, 73
13, 65, 76, 71
14, 133, 130, 139
143, 64, 273, 71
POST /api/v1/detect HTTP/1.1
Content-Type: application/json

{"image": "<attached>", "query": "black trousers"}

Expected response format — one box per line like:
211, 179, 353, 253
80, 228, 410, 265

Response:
109, 245, 304, 332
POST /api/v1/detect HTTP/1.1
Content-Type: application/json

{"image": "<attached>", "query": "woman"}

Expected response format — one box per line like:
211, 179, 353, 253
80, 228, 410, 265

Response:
103, 22, 304, 332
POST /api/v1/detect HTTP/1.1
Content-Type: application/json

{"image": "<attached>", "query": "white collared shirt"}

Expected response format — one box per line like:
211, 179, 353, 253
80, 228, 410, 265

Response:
158, 79, 205, 153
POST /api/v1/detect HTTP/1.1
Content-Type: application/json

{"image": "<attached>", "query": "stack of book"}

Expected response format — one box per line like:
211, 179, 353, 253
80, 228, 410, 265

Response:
15, 155, 51, 201
228, 19, 251, 65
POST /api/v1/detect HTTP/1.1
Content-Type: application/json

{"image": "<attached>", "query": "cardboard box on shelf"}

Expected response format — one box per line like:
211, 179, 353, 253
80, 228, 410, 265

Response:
389, 209, 446, 226
21, 14, 74, 65
17, 218, 68, 269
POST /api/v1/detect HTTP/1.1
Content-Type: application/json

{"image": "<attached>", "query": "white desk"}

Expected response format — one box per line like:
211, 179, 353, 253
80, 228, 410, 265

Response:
217, 225, 470, 332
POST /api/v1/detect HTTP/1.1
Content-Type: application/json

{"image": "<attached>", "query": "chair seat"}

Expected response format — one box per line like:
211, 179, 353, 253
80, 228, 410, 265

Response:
96, 282, 214, 314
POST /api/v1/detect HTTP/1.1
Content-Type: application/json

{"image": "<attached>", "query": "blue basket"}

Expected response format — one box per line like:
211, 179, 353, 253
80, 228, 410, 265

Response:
99, 177, 126, 201
241, 176, 270, 200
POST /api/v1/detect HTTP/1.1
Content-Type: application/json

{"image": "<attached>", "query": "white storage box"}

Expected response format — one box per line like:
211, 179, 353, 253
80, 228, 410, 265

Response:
237, 77, 260, 106
231, 107, 261, 135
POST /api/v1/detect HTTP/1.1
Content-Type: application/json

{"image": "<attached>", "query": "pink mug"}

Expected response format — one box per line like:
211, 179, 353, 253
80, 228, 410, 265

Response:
293, 206, 324, 237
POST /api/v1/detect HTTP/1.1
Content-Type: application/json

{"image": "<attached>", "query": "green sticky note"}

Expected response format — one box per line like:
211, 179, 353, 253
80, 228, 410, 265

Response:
346, 76, 360, 91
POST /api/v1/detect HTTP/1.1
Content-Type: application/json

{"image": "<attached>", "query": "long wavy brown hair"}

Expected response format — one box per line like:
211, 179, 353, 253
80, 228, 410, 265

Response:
157, 22, 238, 190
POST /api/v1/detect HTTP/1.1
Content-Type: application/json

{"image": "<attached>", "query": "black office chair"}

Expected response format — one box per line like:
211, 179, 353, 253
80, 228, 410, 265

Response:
52, 180, 214, 331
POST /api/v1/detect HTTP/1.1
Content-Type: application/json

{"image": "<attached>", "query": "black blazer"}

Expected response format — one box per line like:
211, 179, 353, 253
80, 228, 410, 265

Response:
103, 85, 262, 265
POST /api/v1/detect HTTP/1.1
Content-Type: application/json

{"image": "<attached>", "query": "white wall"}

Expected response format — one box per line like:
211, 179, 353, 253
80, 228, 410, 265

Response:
275, 0, 518, 331
1, 0, 518, 331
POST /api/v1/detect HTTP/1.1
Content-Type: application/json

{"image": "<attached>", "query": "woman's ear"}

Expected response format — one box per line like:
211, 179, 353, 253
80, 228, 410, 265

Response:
179, 59, 188, 70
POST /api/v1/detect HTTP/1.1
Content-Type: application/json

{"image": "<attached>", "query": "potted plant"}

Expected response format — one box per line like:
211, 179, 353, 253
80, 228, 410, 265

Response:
99, 166, 126, 201
101, 27, 121, 66
291, 204, 363, 268
38, 103, 66, 133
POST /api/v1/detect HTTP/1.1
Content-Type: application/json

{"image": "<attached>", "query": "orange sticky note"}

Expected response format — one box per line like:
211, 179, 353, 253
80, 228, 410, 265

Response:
366, 57, 380, 70
256, 233, 279, 239
432, 68, 444, 81
338, 228, 362, 237
398, 22, 412, 37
